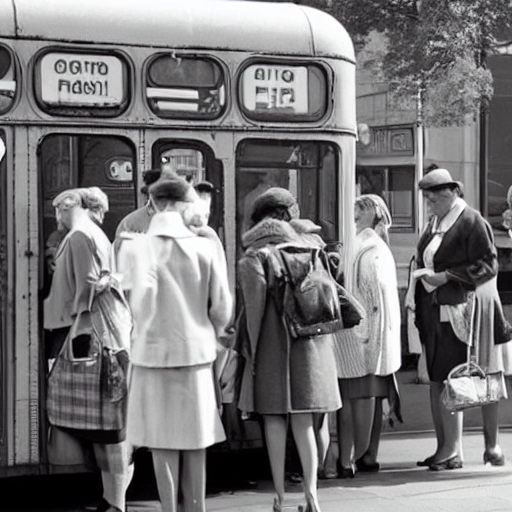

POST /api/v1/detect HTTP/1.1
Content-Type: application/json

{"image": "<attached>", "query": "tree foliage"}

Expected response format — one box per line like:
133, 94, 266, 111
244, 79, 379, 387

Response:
295, 0, 512, 126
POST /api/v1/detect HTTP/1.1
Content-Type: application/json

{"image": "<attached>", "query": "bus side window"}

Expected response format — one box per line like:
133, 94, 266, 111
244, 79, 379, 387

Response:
39, 134, 137, 246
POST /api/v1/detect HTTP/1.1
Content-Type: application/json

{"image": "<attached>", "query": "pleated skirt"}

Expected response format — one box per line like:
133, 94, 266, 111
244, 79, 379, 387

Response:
127, 363, 225, 450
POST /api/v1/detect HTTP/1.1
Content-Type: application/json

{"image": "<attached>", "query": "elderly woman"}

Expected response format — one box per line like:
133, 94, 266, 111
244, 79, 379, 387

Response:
238, 187, 341, 512
334, 195, 401, 477
44, 187, 132, 512
413, 168, 512, 470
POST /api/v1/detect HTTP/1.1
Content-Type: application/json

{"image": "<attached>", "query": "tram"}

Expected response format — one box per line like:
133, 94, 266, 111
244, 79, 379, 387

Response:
0, 0, 356, 476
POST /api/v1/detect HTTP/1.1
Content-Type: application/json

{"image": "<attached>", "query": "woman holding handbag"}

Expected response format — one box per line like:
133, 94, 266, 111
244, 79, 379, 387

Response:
413, 168, 512, 470
44, 187, 132, 512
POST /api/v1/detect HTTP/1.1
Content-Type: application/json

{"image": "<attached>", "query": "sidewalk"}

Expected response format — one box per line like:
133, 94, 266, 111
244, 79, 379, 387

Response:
127, 429, 512, 512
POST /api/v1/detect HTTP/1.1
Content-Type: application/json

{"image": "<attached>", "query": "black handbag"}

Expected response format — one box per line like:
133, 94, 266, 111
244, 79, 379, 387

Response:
335, 281, 365, 329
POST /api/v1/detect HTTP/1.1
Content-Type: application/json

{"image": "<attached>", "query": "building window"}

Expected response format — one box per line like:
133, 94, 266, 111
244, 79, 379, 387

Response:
356, 166, 415, 232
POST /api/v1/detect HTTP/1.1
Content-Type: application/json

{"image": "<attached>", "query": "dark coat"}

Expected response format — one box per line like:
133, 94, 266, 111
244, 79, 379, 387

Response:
237, 218, 341, 414
416, 206, 497, 305
416, 205, 511, 346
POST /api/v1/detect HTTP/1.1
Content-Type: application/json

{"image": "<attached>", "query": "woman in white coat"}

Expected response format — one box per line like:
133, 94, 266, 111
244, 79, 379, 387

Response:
334, 195, 401, 477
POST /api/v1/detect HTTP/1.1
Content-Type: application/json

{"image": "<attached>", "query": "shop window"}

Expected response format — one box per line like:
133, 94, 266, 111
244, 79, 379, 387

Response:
236, 140, 338, 260
0, 45, 17, 114
239, 62, 328, 122
356, 166, 415, 232
146, 55, 226, 119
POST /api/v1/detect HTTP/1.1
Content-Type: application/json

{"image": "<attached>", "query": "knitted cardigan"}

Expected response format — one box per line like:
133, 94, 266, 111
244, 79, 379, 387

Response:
333, 228, 401, 378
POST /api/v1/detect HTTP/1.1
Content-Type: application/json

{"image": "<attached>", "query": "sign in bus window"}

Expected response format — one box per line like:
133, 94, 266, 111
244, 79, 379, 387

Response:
146, 55, 225, 119
240, 64, 327, 122
0, 45, 16, 114
36, 52, 128, 116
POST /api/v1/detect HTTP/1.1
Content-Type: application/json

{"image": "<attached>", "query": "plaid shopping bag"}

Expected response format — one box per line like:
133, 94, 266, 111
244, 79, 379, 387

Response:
47, 321, 126, 431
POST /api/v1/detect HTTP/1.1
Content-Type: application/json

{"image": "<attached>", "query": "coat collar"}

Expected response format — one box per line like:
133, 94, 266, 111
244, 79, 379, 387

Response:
147, 211, 196, 238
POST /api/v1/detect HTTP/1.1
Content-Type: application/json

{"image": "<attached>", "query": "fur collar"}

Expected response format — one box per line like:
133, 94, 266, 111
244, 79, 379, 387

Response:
242, 218, 302, 252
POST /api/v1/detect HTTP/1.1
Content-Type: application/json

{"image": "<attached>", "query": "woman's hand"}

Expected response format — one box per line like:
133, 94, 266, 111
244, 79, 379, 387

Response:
420, 269, 449, 287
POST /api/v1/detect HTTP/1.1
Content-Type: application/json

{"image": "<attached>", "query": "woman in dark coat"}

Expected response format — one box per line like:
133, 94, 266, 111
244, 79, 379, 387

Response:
238, 188, 340, 512
413, 168, 511, 470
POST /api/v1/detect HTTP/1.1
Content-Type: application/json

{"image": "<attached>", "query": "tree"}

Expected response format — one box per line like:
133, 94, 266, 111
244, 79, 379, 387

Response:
318, 0, 512, 127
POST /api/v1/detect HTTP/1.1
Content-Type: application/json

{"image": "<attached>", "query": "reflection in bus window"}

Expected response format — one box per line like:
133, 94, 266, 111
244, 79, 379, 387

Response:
0, 45, 16, 114
147, 55, 225, 119
236, 140, 338, 258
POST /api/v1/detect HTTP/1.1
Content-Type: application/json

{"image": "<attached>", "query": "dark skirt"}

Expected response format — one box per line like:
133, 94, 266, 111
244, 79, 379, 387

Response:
416, 283, 467, 383
338, 374, 391, 400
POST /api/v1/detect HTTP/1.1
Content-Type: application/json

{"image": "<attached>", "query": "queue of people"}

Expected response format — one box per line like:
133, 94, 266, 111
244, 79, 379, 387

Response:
42, 167, 512, 512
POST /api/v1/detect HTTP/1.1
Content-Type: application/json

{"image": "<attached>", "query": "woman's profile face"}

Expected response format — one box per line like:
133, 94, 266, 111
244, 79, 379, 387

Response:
422, 187, 456, 218
55, 206, 73, 230
354, 204, 374, 234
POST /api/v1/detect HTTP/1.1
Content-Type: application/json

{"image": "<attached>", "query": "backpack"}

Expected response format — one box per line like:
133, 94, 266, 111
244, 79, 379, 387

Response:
271, 244, 344, 339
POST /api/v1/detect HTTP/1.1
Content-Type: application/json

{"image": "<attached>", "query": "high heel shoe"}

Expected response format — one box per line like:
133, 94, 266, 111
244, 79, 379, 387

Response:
336, 460, 356, 478
428, 455, 463, 471
355, 456, 380, 473
483, 449, 505, 466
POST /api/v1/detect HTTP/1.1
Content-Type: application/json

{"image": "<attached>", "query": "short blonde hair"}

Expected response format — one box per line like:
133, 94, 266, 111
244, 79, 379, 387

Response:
79, 187, 109, 224
52, 189, 83, 211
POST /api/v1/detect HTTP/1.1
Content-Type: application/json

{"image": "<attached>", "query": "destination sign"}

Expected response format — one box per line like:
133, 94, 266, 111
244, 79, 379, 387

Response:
242, 64, 308, 114
39, 53, 125, 108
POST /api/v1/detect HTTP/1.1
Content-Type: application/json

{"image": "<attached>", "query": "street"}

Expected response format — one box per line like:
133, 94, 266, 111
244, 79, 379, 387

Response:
1, 429, 511, 512
1, 371, 511, 512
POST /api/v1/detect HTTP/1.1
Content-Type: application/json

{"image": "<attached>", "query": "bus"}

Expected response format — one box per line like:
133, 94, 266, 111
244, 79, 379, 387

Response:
0, 0, 356, 477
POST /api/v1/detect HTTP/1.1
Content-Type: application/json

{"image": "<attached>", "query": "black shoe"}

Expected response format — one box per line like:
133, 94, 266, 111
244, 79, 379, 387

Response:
96, 498, 110, 512
417, 455, 435, 467
355, 457, 380, 473
484, 449, 505, 466
336, 461, 356, 478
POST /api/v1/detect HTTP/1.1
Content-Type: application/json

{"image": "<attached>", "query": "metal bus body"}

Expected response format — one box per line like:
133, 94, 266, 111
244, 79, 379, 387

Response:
0, 0, 356, 477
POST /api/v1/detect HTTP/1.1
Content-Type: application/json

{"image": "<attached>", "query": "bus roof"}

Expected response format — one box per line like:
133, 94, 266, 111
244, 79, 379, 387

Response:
0, 0, 355, 63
